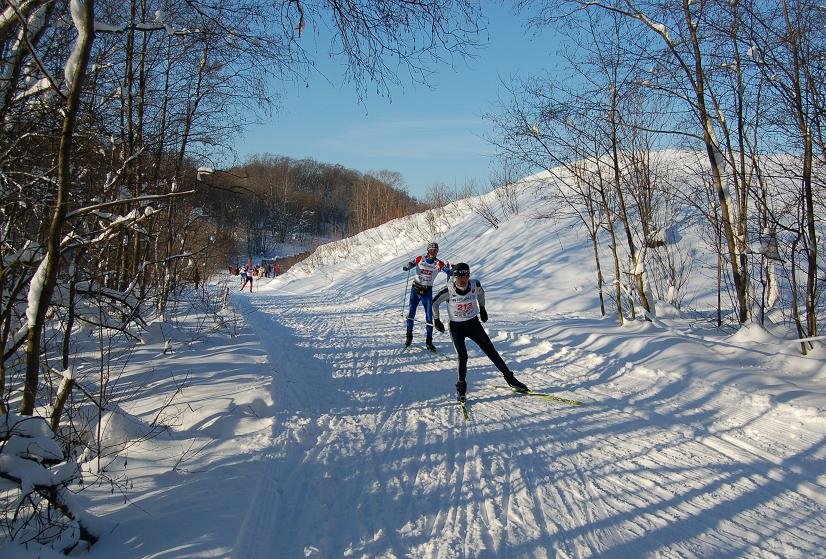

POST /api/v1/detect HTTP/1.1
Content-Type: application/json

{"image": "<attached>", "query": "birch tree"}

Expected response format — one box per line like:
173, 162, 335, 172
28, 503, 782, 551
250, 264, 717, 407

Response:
741, 0, 825, 349
520, 0, 751, 323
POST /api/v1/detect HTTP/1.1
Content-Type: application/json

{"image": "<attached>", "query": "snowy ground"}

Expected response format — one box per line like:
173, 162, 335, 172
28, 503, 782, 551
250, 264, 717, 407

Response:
10, 169, 826, 558
223, 279, 826, 558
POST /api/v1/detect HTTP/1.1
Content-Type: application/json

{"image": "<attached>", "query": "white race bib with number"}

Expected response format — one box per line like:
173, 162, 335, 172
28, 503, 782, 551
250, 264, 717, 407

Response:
447, 281, 480, 322
415, 257, 443, 287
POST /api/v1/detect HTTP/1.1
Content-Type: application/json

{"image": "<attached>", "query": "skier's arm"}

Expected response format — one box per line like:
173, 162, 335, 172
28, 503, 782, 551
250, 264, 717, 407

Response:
475, 281, 486, 308
402, 255, 421, 271
475, 281, 489, 321
432, 287, 449, 321
440, 260, 453, 277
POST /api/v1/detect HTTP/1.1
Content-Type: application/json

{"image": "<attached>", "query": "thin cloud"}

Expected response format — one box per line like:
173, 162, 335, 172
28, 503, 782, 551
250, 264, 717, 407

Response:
317, 117, 490, 159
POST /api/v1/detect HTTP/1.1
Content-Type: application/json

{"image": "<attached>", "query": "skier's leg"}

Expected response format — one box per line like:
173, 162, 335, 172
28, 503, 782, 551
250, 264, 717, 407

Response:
450, 321, 470, 399
449, 321, 469, 383
468, 320, 529, 390
406, 290, 420, 333
467, 319, 511, 375
422, 293, 434, 347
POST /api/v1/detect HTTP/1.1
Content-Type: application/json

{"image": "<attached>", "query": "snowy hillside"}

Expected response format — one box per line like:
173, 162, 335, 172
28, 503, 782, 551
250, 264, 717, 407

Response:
286, 158, 713, 317
17, 152, 825, 558
277, 153, 826, 410
285, 177, 612, 314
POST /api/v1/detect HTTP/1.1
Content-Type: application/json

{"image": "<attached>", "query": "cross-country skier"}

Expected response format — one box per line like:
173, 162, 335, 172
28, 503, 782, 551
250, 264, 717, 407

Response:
239, 266, 248, 291
402, 242, 452, 350
432, 262, 528, 402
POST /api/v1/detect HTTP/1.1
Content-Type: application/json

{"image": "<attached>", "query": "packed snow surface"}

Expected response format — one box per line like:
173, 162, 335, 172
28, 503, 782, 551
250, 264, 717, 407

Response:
16, 165, 825, 558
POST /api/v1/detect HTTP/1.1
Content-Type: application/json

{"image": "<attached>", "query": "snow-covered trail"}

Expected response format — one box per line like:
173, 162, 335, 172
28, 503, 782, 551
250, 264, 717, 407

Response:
230, 286, 826, 559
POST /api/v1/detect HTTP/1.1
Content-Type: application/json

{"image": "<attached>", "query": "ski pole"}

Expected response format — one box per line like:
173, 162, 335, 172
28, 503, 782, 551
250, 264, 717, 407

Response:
401, 268, 411, 318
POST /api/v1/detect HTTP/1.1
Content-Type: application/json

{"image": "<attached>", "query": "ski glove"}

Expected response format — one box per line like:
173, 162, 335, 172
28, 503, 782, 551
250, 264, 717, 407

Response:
479, 307, 488, 322
434, 318, 445, 333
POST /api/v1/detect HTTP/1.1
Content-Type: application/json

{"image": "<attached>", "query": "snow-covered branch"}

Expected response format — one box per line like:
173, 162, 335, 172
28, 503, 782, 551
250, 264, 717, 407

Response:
0, 412, 105, 551
66, 189, 196, 220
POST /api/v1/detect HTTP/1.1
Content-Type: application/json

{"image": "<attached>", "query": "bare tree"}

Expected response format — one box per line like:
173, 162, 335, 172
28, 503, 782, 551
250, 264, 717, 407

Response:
519, 0, 750, 322
21, 0, 95, 416
741, 0, 824, 349
489, 159, 523, 217
487, 76, 627, 321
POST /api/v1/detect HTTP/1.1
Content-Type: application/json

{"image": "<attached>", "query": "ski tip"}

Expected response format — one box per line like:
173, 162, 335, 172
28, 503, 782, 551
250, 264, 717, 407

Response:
495, 384, 584, 405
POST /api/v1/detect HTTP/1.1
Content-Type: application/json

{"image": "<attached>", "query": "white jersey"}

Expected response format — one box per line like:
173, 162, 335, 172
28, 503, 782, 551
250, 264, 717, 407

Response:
410, 255, 447, 287
433, 279, 486, 323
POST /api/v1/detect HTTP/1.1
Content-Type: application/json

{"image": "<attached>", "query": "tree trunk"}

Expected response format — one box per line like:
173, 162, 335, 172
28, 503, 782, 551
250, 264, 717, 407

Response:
596, 162, 625, 325
609, 105, 650, 319
21, 0, 95, 415
590, 228, 606, 317
62, 256, 79, 370
683, 2, 748, 323
49, 370, 74, 432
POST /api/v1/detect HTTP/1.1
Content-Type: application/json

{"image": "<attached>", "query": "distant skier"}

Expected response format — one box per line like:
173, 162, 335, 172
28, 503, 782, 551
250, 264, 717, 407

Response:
402, 242, 452, 350
239, 266, 248, 290
432, 262, 528, 402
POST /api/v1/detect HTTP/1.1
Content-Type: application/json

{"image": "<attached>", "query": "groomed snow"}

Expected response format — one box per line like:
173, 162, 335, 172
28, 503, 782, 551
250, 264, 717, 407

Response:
12, 163, 826, 558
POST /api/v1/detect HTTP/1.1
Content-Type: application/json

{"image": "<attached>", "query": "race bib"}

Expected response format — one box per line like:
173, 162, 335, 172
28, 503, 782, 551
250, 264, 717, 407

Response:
416, 257, 442, 286
448, 284, 479, 321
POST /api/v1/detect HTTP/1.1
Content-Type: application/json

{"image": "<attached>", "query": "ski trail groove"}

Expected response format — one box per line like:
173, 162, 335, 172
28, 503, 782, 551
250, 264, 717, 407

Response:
231, 289, 826, 559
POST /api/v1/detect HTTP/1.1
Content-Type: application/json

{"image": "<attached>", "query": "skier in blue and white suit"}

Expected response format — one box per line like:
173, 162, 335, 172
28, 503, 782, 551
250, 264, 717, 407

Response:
403, 242, 451, 350
432, 262, 528, 402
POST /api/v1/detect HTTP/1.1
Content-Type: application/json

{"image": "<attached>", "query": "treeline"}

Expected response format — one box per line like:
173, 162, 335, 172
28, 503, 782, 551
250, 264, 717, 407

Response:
198, 155, 425, 257
491, 0, 826, 350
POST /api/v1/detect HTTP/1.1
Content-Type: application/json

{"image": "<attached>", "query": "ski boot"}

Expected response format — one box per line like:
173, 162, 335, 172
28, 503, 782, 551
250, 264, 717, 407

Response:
404, 332, 413, 347
503, 372, 529, 393
425, 336, 436, 352
456, 380, 467, 403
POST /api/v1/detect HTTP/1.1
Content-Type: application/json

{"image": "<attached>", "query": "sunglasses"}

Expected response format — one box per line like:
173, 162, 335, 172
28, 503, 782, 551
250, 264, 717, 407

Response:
455, 271, 470, 277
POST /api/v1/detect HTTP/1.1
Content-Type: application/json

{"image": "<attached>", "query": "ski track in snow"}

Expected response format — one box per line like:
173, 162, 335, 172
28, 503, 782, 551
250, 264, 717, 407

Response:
230, 286, 826, 559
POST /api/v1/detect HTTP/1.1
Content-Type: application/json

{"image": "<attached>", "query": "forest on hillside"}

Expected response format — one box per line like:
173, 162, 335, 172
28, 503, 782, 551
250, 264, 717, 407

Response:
198, 155, 425, 260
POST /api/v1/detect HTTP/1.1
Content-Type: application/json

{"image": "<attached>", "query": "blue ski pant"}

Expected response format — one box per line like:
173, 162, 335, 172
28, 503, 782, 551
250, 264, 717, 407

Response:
406, 287, 433, 338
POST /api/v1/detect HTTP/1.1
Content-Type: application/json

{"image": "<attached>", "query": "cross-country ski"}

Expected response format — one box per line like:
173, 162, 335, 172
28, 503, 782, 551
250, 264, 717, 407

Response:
489, 384, 585, 406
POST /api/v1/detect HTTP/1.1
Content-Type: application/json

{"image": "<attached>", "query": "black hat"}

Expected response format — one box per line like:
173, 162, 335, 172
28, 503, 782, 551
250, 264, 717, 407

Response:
453, 262, 470, 275
427, 242, 439, 252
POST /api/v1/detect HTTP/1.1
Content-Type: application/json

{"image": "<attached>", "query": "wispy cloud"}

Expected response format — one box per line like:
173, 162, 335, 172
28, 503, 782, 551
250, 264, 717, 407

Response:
315, 117, 491, 159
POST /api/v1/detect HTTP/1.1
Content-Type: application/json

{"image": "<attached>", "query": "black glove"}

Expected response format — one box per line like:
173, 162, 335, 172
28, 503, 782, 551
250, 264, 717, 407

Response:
479, 307, 488, 322
434, 318, 445, 333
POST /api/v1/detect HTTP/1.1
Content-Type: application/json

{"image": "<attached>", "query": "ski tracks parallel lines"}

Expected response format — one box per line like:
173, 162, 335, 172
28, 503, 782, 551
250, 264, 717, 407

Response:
235, 288, 826, 559
512, 335, 826, 555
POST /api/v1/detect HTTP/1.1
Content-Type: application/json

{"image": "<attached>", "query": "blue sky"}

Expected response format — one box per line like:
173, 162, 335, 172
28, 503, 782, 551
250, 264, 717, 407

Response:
233, 5, 563, 199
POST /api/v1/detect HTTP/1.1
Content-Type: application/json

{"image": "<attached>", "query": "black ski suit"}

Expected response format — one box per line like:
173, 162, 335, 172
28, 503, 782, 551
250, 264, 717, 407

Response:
432, 279, 511, 383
